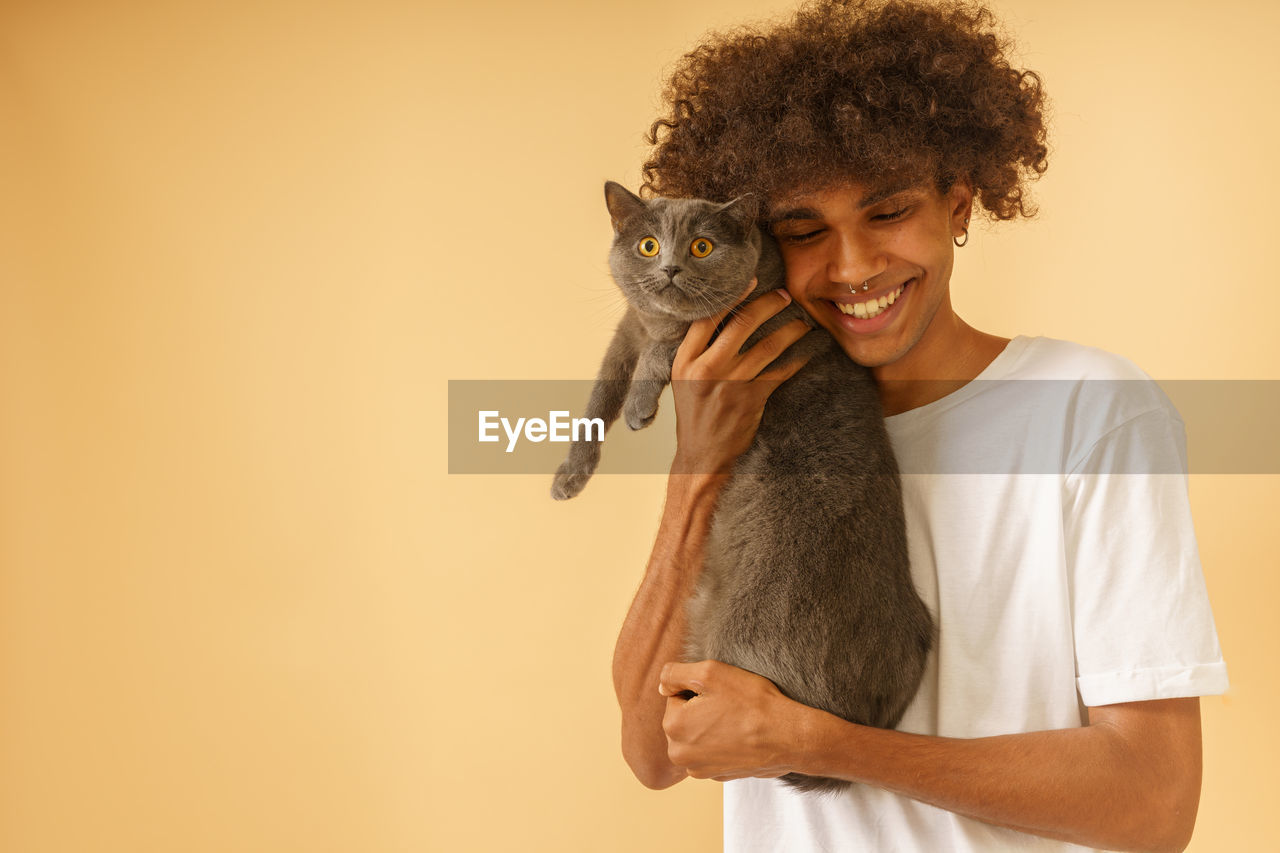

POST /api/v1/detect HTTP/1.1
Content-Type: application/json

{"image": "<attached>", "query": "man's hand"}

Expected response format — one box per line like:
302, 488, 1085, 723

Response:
659, 659, 814, 782
670, 284, 811, 475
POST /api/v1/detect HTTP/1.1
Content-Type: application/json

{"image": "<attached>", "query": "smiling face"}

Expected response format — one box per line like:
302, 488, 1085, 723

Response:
769, 180, 973, 377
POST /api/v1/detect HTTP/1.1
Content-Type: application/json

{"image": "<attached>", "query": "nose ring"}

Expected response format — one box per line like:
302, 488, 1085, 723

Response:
848, 280, 869, 293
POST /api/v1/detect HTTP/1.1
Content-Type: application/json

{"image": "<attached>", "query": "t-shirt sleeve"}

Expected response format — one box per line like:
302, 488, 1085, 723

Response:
1062, 407, 1229, 706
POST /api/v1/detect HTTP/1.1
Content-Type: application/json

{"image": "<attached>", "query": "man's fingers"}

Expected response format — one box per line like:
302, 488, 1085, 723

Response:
675, 278, 758, 367
658, 661, 711, 697
735, 318, 812, 380
756, 346, 814, 387
711, 288, 794, 356
676, 316, 719, 367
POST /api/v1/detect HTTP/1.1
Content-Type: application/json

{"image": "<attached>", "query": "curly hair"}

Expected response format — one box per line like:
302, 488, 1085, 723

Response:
642, 0, 1048, 221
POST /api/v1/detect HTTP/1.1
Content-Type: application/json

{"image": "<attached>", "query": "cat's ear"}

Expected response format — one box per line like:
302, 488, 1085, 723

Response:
716, 194, 760, 238
604, 181, 647, 233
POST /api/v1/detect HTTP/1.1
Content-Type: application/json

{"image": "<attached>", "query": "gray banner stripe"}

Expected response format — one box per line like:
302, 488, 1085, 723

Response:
447, 380, 1280, 475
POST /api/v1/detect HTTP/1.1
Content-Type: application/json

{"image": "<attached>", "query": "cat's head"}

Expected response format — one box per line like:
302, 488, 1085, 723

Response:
604, 181, 762, 322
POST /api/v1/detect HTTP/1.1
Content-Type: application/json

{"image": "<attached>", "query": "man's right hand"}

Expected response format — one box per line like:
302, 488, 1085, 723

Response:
670, 284, 812, 475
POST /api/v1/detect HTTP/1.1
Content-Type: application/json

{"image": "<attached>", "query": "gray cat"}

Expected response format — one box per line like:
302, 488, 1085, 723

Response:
555, 181, 933, 795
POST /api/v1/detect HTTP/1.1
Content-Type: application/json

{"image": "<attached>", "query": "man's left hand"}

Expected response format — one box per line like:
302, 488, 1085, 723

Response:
658, 659, 813, 782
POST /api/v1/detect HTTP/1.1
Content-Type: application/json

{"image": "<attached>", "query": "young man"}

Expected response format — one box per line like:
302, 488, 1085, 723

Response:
611, 1, 1228, 851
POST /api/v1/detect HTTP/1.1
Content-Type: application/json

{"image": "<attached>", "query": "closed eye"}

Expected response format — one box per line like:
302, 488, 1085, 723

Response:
775, 228, 824, 245
872, 206, 910, 222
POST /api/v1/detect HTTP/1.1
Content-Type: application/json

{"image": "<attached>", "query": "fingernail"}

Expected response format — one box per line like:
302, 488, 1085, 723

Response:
777, 289, 791, 303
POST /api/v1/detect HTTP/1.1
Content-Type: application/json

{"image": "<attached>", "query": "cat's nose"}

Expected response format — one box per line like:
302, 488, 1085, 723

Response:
662, 266, 682, 279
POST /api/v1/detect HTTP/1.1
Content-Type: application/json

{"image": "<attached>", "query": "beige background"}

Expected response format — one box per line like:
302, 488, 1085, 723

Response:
2, 0, 1276, 850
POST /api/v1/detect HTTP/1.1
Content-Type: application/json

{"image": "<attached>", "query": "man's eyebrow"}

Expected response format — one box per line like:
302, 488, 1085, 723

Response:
768, 184, 922, 223
769, 206, 823, 223
855, 182, 919, 209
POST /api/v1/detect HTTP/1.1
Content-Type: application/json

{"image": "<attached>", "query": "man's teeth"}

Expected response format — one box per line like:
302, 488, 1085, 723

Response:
836, 283, 905, 318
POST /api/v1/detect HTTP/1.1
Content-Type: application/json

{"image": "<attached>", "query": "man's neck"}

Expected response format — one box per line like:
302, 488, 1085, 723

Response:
872, 311, 1010, 417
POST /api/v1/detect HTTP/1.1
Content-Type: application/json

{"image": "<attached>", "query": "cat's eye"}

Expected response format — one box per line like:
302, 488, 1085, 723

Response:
638, 237, 660, 257
690, 238, 714, 258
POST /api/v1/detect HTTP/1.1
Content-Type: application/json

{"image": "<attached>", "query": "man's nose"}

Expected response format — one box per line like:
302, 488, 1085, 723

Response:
827, 230, 887, 287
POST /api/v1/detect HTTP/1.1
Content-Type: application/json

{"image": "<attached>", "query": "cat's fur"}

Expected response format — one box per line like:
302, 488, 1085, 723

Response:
554, 181, 933, 795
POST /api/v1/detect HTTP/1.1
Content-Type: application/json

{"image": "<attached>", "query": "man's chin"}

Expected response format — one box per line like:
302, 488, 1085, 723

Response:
833, 338, 904, 370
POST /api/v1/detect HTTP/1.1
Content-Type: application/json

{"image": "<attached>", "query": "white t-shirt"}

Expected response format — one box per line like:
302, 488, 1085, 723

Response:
723, 336, 1229, 852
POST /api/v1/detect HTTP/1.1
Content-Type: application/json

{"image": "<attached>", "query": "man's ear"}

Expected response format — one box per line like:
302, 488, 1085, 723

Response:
604, 181, 647, 233
716, 194, 760, 238
948, 178, 974, 232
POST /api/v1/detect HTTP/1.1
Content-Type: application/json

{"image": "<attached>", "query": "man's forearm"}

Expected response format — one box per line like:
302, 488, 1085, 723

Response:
794, 698, 1202, 853
611, 471, 727, 789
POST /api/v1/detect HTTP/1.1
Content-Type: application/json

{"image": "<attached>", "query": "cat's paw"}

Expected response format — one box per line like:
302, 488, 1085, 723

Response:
551, 462, 591, 500
624, 401, 657, 431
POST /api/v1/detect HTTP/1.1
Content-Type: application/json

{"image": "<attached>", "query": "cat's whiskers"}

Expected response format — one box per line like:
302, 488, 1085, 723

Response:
685, 284, 723, 319
633, 271, 726, 320
588, 300, 629, 327
571, 283, 633, 327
